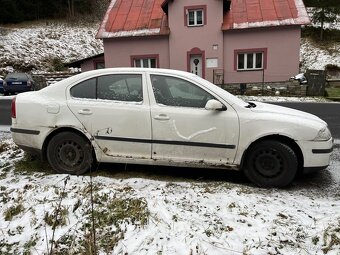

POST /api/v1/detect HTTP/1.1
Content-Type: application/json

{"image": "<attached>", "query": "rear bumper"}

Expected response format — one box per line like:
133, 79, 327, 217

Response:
4, 85, 33, 93
11, 127, 45, 159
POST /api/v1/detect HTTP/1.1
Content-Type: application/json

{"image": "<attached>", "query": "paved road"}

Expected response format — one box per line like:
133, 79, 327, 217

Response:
0, 98, 12, 128
0, 98, 339, 138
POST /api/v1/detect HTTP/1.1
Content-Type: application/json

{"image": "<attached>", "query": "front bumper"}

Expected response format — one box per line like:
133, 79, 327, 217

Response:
297, 138, 333, 169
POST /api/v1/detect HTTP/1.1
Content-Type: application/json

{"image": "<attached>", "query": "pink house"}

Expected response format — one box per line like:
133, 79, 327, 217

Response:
96, 0, 310, 84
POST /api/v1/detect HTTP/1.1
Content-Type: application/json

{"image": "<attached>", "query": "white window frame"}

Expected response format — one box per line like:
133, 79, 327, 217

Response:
187, 9, 204, 26
237, 52, 264, 71
133, 58, 157, 68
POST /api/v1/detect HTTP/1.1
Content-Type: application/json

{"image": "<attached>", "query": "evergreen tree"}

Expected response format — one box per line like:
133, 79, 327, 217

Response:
304, 0, 340, 40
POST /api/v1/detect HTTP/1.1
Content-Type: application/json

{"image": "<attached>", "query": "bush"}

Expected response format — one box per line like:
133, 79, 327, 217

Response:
50, 57, 66, 72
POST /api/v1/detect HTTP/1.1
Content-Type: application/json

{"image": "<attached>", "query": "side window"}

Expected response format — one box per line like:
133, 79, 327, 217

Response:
70, 78, 96, 99
97, 74, 143, 102
70, 74, 143, 102
150, 75, 214, 108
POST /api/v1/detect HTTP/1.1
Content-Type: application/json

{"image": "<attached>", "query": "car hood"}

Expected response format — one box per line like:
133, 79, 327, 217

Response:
250, 102, 326, 125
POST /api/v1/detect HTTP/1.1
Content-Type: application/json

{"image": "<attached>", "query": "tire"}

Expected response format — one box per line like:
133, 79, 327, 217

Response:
243, 140, 298, 188
4, 91, 9, 96
47, 132, 93, 175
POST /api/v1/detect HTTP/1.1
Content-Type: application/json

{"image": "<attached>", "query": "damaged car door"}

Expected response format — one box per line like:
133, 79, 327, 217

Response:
149, 74, 239, 166
66, 72, 152, 161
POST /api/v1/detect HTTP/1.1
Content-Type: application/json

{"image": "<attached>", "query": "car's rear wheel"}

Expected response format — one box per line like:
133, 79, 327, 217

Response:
47, 132, 93, 175
243, 140, 298, 187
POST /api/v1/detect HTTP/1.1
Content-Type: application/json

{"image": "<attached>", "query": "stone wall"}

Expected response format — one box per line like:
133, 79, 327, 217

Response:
221, 81, 308, 97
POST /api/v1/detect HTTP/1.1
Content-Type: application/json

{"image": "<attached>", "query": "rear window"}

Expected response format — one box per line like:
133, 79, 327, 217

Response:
6, 73, 28, 80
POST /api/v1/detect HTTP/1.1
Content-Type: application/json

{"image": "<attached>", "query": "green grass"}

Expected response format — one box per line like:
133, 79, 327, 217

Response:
4, 204, 25, 221
325, 87, 340, 97
14, 153, 53, 174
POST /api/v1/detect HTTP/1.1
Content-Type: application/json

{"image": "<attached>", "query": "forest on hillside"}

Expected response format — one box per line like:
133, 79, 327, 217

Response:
0, 0, 110, 24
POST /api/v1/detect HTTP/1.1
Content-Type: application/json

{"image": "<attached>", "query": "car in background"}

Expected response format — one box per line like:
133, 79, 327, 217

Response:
10, 68, 333, 188
0, 76, 4, 94
3, 72, 35, 95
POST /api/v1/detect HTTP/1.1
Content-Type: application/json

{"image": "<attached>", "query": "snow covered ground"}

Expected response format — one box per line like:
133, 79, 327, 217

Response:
300, 38, 340, 72
0, 132, 339, 255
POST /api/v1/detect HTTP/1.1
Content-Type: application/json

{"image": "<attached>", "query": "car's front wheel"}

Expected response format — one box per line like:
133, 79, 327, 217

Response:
243, 140, 298, 187
47, 132, 93, 175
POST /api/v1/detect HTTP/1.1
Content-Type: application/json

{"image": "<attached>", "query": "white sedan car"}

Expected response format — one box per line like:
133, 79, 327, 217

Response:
11, 68, 333, 187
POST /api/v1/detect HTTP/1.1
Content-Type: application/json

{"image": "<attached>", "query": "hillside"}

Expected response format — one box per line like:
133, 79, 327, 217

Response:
0, 20, 103, 73
0, 18, 339, 75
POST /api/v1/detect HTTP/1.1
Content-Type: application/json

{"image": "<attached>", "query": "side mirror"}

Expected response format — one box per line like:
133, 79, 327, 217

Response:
205, 99, 227, 111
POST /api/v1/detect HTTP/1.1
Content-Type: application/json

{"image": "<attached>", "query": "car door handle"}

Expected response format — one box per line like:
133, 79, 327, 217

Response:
154, 114, 170, 120
78, 109, 93, 115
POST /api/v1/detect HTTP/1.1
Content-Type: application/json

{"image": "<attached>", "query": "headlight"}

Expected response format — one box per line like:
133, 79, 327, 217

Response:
314, 127, 332, 141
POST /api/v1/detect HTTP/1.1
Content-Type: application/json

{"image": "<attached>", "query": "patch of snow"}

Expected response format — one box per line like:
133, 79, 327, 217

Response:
99, 28, 161, 38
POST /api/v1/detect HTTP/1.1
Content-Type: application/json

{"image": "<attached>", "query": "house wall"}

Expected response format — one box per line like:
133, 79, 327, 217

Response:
103, 36, 170, 68
167, 0, 224, 82
223, 26, 301, 84
80, 55, 105, 72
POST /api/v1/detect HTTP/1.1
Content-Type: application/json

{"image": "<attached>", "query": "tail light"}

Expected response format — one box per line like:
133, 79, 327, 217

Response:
11, 97, 16, 118
27, 80, 31, 86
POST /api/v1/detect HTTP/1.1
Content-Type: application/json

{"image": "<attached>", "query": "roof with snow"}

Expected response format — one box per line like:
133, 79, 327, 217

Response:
96, 0, 169, 39
222, 0, 310, 30
96, 0, 310, 39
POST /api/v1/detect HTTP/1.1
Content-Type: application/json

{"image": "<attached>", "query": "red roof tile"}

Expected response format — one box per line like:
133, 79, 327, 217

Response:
222, 0, 310, 30
96, 0, 169, 39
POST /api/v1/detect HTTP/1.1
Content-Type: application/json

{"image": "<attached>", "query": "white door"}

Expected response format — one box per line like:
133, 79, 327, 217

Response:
148, 74, 239, 165
67, 73, 152, 161
190, 55, 202, 77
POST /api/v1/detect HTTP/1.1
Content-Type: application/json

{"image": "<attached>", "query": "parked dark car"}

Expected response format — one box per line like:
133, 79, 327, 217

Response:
0, 76, 4, 94
3, 73, 35, 95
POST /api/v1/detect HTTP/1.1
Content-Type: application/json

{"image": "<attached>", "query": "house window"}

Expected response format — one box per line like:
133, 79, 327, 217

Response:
131, 54, 159, 68
134, 58, 156, 68
184, 5, 207, 27
95, 61, 105, 69
188, 9, 203, 26
234, 48, 267, 71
